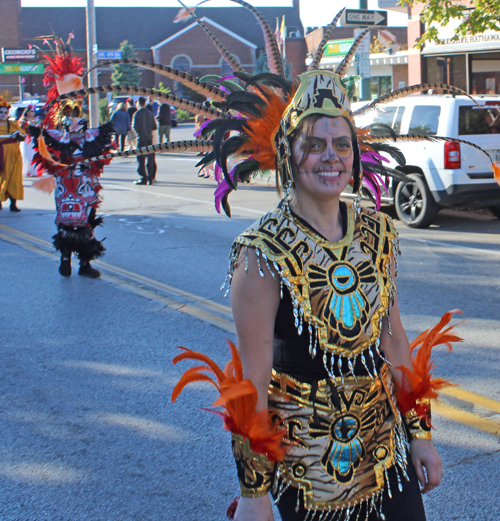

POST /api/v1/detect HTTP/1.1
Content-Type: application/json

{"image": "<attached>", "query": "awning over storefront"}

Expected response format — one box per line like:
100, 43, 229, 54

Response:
306, 50, 408, 69
422, 37, 500, 55
421, 22, 500, 55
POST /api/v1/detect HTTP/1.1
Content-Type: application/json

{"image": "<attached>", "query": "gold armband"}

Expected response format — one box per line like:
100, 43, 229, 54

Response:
232, 433, 275, 497
404, 399, 432, 441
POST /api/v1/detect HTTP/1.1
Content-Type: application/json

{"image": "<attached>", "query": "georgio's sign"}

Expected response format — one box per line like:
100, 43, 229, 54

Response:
1, 48, 37, 62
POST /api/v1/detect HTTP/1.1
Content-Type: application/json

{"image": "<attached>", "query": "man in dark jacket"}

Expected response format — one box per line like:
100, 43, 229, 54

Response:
157, 102, 172, 144
132, 97, 157, 185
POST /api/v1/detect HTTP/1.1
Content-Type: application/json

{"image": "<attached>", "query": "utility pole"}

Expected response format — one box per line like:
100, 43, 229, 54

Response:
86, 0, 99, 127
359, 0, 370, 101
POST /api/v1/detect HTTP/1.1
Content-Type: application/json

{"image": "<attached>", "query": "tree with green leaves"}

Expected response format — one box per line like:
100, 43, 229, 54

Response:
111, 40, 141, 87
153, 82, 171, 95
403, 0, 500, 49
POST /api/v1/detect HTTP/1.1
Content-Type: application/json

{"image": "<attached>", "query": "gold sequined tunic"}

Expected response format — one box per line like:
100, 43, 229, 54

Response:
225, 202, 409, 518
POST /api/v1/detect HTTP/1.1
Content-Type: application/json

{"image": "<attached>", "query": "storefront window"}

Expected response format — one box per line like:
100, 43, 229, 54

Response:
370, 76, 392, 100
425, 55, 466, 91
471, 52, 500, 94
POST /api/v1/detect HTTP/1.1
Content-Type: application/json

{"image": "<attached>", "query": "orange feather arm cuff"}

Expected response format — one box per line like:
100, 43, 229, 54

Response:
394, 310, 463, 440
172, 339, 286, 461
172, 340, 286, 496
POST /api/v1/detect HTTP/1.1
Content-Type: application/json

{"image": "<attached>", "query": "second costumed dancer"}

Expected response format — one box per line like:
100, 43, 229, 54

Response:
29, 35, 114, 278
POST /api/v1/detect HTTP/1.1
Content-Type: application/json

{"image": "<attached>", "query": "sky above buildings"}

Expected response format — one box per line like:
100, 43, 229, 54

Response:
21, 0, 408, 28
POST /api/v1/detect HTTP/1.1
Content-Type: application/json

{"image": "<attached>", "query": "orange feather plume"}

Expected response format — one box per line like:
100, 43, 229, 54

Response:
395, 310, 463, 415
492, 162, 500, 186
172, 340, 286, 461
173, 6, 196, 23
236, 87, 294, 172
32, 175, 56, 194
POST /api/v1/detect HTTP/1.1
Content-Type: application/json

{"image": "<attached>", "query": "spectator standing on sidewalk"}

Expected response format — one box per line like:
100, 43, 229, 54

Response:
126, 98, 137, 119
110, 102, 131, 152
157, 102, 171, 144
126, 98, 137, 150
132, 97, 157, 185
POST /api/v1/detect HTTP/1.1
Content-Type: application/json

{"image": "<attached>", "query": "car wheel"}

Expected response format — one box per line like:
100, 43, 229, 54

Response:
172, 121, 177, 128
489, 206, 500, 219
395, 174, 439, 228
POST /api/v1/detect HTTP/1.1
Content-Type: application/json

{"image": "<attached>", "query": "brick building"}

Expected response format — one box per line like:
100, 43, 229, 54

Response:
0, 0, 306, 100
0, 0, 22, 91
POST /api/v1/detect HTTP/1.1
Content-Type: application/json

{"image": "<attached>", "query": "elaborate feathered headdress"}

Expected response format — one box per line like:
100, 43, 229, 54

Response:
45, 1, 500, 209
0, 91, 12, 109
29, 33, 84, 129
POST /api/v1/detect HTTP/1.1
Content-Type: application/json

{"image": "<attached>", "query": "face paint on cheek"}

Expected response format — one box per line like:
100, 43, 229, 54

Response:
333, 141, 353, 158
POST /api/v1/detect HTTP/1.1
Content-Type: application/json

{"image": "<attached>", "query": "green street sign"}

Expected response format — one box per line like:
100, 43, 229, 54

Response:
323, 38, 355, 57
0, 63, 45, 75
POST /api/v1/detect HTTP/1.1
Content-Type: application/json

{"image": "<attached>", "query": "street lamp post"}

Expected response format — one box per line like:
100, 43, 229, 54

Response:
86, 0, 99, 127
359, 0, 370, 101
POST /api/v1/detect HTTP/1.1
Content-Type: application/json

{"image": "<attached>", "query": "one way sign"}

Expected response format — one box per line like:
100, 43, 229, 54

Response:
341, 9, 388, 27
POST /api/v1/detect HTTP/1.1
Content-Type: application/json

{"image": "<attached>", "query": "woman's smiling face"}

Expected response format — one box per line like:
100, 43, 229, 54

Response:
291, 116, 354, 201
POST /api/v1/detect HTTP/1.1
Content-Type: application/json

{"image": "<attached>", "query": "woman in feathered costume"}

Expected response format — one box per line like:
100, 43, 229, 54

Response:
163, 3, 480, 521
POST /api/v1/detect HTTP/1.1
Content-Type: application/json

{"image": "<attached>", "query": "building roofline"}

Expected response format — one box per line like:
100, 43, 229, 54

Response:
152, 17, 258, 50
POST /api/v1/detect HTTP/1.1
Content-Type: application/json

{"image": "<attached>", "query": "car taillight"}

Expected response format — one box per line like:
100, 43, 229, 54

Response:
444, 141, 461, 169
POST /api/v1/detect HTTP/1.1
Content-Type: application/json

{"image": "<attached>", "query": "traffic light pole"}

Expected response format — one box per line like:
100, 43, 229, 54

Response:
359, 0, 370, 101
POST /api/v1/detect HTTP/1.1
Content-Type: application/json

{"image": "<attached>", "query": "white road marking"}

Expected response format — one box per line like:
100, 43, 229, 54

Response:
101, 182, 266, 216
401, 236, 500, 257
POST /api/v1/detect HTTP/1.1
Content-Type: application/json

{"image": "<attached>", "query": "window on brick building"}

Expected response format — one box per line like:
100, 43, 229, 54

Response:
173, 55, 191, 73
220, 56, 240, 78
172, 55, 192, 97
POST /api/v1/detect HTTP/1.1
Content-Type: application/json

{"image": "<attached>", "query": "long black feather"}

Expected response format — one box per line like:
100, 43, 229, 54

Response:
221, 191, 232, 217
233, 71, 253, 83
200, 119, 229, 139
219, 136, 247, 185
195, 150, 215, 168
369, 143, 406, 166
234, 158, 260, 183
212, 119, 248, 169
244, 73, 293, 95
361, 161, 408, 182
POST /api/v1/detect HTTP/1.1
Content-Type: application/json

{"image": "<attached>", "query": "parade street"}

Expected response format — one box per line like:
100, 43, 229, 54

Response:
1, 123, 499, 521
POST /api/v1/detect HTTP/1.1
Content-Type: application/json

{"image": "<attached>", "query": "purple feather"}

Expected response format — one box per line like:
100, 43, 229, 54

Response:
193, 118, 212, 138
361, 170, 389, 210
214, 165, 236, 214
361, 150, 389, 164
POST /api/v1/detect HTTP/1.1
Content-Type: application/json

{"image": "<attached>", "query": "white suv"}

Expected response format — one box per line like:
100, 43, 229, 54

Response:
353, 94, 500, 227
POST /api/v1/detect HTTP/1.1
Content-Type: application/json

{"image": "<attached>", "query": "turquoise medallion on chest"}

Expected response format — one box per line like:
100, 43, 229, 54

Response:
307, 247, 378, 341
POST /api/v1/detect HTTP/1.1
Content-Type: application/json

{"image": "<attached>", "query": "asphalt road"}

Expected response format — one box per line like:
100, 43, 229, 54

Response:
0, 123, 499, 520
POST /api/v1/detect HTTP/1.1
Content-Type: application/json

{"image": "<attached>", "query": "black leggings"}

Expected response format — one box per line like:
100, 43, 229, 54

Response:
272, 457, 426, 521
117, 133, 126, 151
